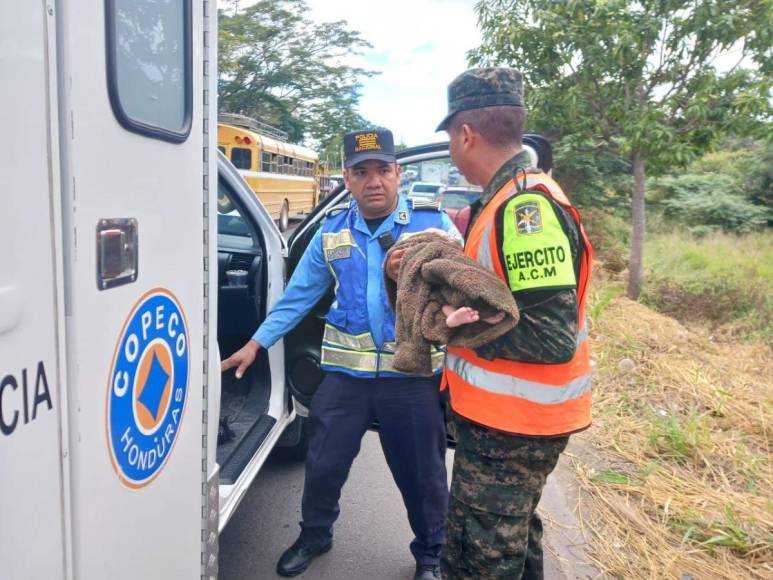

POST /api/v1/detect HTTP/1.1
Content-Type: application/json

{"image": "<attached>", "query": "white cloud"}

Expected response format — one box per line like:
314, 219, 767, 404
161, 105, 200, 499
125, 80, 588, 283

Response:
303, 0, 481, 146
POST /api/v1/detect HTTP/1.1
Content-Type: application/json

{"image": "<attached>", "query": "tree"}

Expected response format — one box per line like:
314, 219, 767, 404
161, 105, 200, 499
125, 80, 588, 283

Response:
471, 0, 772, 298
218, 0, 374, 146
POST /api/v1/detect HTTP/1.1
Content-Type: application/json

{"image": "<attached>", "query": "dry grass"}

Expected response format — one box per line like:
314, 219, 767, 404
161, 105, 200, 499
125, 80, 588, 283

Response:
573, 273, 773, 579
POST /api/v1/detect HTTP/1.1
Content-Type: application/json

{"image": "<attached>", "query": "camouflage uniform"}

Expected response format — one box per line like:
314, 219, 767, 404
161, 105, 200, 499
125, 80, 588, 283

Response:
437, 68, 583, 580
442, 419, 569, 580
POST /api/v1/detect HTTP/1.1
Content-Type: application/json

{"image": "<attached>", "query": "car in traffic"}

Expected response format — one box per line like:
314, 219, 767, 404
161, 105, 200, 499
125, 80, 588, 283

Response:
439, 185, 483, 233
407, 181, 445, 201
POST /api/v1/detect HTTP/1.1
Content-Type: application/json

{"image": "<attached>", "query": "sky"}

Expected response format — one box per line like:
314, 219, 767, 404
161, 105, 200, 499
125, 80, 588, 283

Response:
302, 0, 482, 147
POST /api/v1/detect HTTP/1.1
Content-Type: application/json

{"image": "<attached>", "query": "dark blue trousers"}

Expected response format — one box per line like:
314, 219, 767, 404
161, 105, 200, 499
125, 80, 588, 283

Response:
300, 371, 449, 565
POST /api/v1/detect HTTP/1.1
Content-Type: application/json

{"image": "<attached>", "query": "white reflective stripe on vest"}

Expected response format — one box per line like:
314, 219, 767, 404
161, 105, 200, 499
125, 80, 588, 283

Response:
323, 324, 376, 351
322, 229, 356, 250
446, 353, 591, 404
321, 346, 445, 374
577, 323, 589, 346
475, 214, 497, 271
322, 346, 378, 371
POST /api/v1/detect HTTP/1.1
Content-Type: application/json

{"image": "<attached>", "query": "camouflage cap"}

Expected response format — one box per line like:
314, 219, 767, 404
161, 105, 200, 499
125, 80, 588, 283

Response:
436, 68, 524, 132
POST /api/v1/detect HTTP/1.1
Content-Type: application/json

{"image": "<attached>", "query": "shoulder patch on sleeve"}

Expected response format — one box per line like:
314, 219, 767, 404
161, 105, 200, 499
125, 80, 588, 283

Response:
410, 198, 442, 211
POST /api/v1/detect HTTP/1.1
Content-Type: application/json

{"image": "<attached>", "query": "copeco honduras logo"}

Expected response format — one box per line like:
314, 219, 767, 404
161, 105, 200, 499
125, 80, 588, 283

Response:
106, 288, 190, 488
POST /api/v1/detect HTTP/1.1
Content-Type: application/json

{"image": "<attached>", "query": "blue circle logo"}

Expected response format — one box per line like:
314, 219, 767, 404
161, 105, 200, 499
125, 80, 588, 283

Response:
107, 289, 189, 488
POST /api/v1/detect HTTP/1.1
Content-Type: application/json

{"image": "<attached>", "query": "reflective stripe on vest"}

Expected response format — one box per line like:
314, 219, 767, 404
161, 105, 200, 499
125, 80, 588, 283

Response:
446, 354, 591, 403
321, 344, 444, 374
323, 324, 376, 351
444, 171, 593, 436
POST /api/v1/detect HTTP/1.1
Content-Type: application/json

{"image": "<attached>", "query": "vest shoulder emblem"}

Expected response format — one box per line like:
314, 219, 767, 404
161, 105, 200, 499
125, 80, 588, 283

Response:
410, 198, 442, 211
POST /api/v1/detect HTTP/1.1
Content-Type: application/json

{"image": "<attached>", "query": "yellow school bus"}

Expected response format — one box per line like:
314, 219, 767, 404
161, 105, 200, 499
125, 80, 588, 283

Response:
218, 114, 319, 231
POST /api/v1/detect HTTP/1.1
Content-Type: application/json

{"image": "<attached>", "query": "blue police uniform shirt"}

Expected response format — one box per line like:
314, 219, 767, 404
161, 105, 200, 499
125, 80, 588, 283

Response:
253, 195, 461, 351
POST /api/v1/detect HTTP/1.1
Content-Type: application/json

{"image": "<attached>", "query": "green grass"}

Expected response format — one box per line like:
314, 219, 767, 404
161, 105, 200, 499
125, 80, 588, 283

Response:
667, 506, 763, 556
642, 230, 773, 343
648, 410, 710, 464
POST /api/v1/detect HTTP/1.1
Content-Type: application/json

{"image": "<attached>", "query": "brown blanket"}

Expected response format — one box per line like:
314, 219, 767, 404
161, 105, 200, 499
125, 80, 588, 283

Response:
384, 232, 519, 376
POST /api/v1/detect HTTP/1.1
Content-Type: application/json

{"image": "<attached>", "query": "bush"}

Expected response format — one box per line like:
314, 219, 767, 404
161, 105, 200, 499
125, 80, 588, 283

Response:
581, 209, 629, 271
651, 174, 770, 234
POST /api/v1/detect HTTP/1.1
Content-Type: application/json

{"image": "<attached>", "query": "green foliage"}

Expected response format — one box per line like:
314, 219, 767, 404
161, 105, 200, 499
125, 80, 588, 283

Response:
472, 0, 772, 299
651, 174, 771, 233
686, 139, 773, 215
581, 208, 630, 263
553, 135, 631, 210
218, 0, 374, 153
642, 231, 773, 342
472, 0, 773, 174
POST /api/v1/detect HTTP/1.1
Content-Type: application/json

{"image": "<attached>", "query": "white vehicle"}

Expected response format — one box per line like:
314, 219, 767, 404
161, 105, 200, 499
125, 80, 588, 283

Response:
1, 2, 327, 579
407, 181, 446, 200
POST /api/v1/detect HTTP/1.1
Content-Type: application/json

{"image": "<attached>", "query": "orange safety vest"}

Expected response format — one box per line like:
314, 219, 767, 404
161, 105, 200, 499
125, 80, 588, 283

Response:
444, 172, 593, 436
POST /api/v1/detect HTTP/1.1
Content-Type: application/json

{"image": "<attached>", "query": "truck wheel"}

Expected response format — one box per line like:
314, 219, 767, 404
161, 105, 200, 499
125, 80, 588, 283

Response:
278, 200, 290, 232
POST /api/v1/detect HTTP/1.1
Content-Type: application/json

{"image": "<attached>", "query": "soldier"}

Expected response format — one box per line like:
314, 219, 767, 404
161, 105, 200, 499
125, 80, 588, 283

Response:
436, 68, 594, 579
222, 128, 461, 580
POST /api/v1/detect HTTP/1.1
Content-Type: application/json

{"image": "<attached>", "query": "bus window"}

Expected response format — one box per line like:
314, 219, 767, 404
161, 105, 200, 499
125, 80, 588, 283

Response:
218, 146, 226, 155
270, 154, 278, 173
261, 152, 271, 172
231, 148, 252, 170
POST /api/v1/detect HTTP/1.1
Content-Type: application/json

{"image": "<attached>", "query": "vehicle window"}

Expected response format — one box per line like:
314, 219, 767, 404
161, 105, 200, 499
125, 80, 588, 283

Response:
231, 148, 251, 170
262, 152, 271, 172
106, 0, 192, 142
398, 156, 474, 196
218, 145, 226, 155
442, 190, 481, 209
217, 180, 254, 241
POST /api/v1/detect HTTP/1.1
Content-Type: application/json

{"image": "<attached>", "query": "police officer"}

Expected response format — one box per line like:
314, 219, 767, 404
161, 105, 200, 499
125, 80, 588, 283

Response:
434, 69, 594, 579
222, 128, 460, 580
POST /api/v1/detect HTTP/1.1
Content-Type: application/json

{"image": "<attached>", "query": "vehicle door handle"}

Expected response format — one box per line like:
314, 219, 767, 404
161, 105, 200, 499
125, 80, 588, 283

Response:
96, 218, 138, 290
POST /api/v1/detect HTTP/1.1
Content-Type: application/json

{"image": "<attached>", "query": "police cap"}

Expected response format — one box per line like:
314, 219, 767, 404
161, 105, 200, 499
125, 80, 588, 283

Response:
343, 128, 396, 168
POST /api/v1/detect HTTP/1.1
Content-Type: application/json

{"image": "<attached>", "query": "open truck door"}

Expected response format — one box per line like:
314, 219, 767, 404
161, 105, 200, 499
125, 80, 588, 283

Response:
214, 153, 297, 528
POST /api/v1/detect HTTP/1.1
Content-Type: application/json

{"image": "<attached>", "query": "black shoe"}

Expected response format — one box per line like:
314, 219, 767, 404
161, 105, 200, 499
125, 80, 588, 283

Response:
276, 535, 333, 577
414, 564, 441, 580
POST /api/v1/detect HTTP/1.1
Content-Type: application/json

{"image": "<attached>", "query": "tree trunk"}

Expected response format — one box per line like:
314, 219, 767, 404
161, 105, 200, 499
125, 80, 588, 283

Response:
627, 152, 646, 299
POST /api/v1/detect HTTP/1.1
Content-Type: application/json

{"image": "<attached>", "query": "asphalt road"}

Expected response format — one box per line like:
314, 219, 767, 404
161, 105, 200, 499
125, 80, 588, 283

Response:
219, 431, 451, 580
217, 431, 597, 580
